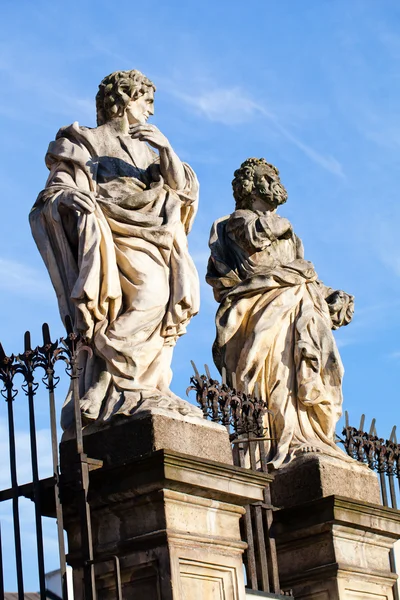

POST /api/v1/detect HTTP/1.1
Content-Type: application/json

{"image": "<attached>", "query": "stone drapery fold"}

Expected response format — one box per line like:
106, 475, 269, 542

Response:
207, 211, 347, 468
30, 122, 200, 428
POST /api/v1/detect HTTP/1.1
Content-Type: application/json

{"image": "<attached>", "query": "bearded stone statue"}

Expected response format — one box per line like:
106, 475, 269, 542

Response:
30, 70, 202, 430
206, 158, 354, 468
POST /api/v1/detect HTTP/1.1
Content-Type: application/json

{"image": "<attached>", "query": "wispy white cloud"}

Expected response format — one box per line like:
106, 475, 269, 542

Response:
167, 81, 344, 177
0, 258, 52, 297
172, 86, 269, 125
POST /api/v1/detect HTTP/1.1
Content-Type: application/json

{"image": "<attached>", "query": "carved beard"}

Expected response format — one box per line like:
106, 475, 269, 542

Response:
255, 179, 287, 208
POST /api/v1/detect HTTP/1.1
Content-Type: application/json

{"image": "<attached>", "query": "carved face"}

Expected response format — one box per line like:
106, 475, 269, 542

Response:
251, 165, 286, 211
125, 89, 155, 125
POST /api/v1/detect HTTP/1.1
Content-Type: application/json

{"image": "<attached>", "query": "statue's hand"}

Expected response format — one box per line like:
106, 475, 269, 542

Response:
59, 190, 96, 214
325, 290, 354, 329
129, 124, 170, 151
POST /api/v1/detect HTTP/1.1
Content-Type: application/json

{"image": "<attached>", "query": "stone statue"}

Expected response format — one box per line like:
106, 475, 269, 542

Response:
30, 70, 201, 430
206, 158, 354, 468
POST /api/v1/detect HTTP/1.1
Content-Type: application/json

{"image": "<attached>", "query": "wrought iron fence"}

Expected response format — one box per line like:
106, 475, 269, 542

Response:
188, 362, 292, 598
0, 319, 122, 600
339, 412, 400, 600
1, 324, 290, 600
340, 412, 399, 509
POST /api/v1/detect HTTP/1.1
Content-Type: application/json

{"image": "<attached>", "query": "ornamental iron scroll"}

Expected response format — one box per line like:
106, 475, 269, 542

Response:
339, 411, 400, 599
339, 411, 399, 510
0, 318, 108, 600
187, 361, 273, 441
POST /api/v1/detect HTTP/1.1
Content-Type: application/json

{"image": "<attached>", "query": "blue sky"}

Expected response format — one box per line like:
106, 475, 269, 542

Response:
1, 0, 400, 591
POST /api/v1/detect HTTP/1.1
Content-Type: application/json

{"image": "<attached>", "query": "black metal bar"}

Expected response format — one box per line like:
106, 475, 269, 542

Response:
263, 488, 281, 594
258, 440, 281, 594
252, 504, 270, 591
24, 332, 47, 599
88, 555, 122, 600
0, 522, 5, 599
6, 384, 25, 600
388, 473, 398, 510
379, 471, 389, 507
249, 438, 257, 472
0, 477, 54, 503
46, 365, 69, 600
237, 442, 258, 590
69, 341, 96, 600
113, 556, 122, 600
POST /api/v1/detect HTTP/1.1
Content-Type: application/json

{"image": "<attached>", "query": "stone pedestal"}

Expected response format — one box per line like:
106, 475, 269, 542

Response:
60, 411, 271, 600
270, 454, 400, 599
272, 495, 400, 599
270, 452, 381, 509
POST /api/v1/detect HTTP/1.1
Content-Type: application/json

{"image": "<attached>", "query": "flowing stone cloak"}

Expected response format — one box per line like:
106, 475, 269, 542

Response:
207, 209, 346, 468
30, 122, 200, 428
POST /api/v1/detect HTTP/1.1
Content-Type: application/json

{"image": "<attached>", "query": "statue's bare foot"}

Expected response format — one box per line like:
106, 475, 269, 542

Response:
137, 392, 203, 418
295, 445, 323, 455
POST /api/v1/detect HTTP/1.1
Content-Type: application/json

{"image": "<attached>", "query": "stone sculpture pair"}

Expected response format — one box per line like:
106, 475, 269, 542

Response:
30, 69, 354, 468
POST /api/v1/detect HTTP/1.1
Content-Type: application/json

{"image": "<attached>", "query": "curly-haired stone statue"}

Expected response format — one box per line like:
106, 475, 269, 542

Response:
30, 70, 201, 430
206, 158, 354, 468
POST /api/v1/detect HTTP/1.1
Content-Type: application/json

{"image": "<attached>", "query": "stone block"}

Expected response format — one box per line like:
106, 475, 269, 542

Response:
270, 452, 381, 509
272, 495, 400, 599
61, 448, 272, 600
60, 409, 233, 471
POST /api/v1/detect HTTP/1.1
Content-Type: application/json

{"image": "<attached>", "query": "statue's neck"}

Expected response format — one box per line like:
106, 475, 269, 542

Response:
105, 115, 130, 136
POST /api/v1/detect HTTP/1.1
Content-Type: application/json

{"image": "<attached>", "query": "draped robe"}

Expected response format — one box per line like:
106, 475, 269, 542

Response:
207, 209, 349, 468
30, 122, 200, 429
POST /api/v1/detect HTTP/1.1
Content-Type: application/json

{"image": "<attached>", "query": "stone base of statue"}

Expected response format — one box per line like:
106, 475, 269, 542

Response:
60, 409, 270, 600
270, 451, 381, 508
270, 453, 400, 599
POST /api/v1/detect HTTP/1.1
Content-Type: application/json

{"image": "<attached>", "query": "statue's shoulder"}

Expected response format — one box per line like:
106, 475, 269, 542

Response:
210, 214, 230, 236
226, 209, 254, 230
54, 121, 99, 147
210, 210, 254, 241
55, 121, 91, 139
46, 122, 99, 168
47, 122, 101, 163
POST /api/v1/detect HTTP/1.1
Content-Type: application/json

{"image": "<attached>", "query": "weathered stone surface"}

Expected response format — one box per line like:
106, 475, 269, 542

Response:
272, 495, 400, 599
62, 449, 271, 600
61, 408, 233, 468
30, 69, 201, 431
270, 452, 381, 509
207, 158, 354, 468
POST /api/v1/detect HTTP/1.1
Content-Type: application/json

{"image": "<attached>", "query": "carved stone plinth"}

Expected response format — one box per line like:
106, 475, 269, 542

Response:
60, 413, 271, 600
270, 453, 381, 509
272, 494, 400, 599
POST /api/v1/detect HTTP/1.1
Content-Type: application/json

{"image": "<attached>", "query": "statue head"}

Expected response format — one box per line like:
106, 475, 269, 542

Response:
232, 158, 288, 211
96, 69, 156, 126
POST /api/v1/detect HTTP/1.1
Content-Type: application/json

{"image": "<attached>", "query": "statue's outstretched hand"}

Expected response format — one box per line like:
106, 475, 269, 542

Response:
325, 290, 354, 329
59, 190, 96, 214
129, 124, 170, 151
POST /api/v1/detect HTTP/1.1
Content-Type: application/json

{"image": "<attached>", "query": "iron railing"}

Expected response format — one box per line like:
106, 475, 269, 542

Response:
340, 412, 400, 600
340, 412, 399, 509
0, 319, 121, 600
188, 363, 292, 597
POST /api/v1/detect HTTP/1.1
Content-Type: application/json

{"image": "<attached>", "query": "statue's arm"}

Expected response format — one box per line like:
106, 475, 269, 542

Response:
157, 146, 185, 191
43, 152, 96, 214
129, 124, 186, 191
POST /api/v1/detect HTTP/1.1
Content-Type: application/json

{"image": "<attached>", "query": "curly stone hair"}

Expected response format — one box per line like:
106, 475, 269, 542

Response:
232, 157, 288, 210
96, 70, 156, 126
